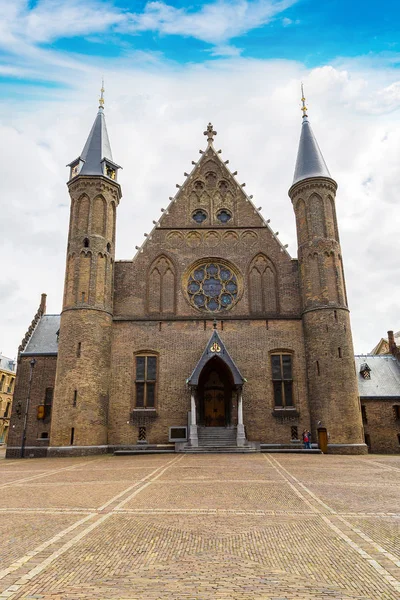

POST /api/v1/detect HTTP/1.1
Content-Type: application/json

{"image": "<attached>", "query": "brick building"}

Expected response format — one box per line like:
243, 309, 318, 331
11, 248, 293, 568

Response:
6, 93, 367, 458
0, 354, 16, 444
355, 330, 400, 454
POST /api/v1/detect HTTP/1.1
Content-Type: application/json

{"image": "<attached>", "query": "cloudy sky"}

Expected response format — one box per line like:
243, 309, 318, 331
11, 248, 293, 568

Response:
1, 0, 399, 358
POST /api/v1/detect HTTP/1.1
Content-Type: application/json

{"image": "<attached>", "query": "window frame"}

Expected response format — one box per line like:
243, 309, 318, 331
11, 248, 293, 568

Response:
270, 352, 295, 409
134, 353, 158, 409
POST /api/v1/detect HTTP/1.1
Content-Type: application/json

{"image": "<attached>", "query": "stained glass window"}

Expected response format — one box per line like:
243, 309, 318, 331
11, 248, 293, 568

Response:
192, 209, 207, 224
186, 261, 240, 312
217, 209, 232, 223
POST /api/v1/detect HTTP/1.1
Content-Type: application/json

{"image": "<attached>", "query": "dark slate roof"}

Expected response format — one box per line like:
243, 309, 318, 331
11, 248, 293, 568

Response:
355, 355, 400, 398
0, 354, 16, 373
187, 329, 244, 386
79, 107, 113, 176
292, 117, 331, 185
23, 315, 60, 356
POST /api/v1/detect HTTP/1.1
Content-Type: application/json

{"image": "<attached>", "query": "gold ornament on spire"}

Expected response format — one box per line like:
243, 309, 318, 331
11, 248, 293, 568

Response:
99, 79, 105, 108
204, 122, 217, 143
301, 82, 308, 118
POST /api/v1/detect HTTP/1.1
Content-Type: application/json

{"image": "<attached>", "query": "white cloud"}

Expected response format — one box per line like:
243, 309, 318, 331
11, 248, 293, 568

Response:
1, 34, 400, 356
122, 0, 297, 44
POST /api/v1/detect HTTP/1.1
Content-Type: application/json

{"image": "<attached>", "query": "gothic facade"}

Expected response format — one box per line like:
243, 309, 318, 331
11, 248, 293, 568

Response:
6, 100, 368, 457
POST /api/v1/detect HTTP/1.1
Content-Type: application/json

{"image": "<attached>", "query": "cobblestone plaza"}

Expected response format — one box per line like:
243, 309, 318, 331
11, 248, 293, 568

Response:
0, 453, 399, 599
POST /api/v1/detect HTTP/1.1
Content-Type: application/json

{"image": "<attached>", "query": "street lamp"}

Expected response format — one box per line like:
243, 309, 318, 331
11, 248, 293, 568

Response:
20, 358, 36, 459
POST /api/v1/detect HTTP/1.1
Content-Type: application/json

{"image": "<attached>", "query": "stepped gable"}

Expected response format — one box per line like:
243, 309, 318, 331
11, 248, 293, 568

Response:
22, 315, 60, 356
17, 293, 47, 361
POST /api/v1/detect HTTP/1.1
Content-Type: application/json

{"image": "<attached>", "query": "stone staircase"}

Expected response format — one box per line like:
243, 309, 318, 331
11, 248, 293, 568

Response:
178, 427, 258, 453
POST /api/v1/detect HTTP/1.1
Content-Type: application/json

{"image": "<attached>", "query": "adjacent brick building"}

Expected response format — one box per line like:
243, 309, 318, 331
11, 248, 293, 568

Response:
6, 92, 368, 458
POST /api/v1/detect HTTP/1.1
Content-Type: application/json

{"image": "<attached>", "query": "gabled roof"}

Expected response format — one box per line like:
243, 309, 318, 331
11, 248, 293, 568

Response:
23, 315, 60, 356
355, 355, 400, 398
370, 331, 400, 355
187, 328, 244, 386
292, 116, 332, 185
132, 123, 292, 261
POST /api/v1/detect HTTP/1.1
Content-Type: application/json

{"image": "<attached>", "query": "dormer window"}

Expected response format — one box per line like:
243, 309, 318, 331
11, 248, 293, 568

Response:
360, 363, 371, 379
102, 159, 119, 181
106, 165, 116, 180
68, 159, 83, 180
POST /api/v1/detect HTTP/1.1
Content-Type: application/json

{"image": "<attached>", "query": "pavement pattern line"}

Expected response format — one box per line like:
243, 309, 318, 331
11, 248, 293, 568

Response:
0, 456, 111, 489
361, 458, 400, 473
0, 455, 183, 599
264, 454, 400, 594
267, 455, 400, 566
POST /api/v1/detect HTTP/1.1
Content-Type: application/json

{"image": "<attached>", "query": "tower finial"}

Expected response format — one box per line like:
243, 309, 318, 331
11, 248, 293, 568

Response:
204, 122, 217, 144
301, 82, 308, 119
99, 79, 105, 109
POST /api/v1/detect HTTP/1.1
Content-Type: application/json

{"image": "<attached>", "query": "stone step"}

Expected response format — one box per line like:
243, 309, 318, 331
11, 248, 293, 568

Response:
183, 446, 257, 453
261, 448, 323, 454
114, 449, 175, 455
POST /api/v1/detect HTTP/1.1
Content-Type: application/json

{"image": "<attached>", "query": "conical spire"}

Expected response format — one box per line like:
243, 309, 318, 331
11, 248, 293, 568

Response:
68, 84, 120, 180
292, 87, 331, 185
80, 87, 113, 176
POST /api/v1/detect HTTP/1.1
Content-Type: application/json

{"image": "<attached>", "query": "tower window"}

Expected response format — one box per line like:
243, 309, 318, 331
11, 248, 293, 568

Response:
70, 428, 75, 445
73, 390, 78, 407
135, 355, 157, 408
107, 243, 111, 253
316, 360, 320, 376
271, 354, 294, 408
77, 342, 81, 358
83, 238, 89, 248
338, 347, 342, 358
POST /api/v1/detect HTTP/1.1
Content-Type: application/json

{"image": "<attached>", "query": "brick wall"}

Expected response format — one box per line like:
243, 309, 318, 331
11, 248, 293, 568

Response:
362, 399, 400, 454
6, 355, 57, 458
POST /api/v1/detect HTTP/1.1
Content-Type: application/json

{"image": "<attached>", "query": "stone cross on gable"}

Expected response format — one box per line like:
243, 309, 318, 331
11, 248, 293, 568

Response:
204, 122, 217, 143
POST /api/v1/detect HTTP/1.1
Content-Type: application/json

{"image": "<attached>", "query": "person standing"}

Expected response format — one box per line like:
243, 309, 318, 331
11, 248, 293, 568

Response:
302, 429, 309, 449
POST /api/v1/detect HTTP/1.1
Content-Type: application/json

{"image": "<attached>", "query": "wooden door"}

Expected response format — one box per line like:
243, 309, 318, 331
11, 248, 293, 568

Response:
318, 427, 328, 454
204, 389, 225, 426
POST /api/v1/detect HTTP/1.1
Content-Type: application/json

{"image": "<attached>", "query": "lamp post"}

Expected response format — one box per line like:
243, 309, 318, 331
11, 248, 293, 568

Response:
20, 358, 36, 458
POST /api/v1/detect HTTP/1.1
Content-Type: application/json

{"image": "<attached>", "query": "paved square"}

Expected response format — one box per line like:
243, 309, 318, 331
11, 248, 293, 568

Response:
0, 453, 399, 599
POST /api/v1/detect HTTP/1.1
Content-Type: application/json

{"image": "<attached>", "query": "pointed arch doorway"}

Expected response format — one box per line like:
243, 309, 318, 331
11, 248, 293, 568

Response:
187, 328, 246, 447
198, 356, 233, 427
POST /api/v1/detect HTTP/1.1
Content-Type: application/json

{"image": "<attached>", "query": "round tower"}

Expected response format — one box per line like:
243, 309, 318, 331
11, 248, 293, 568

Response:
289, 91, 366, 454
50, 89, 122, 451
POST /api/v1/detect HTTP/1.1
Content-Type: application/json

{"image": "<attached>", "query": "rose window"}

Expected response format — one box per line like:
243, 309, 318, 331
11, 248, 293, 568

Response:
186, 261, 240, 312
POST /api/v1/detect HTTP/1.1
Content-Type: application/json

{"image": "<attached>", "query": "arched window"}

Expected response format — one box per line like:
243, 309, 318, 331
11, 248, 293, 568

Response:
271, 353, 294, 408
134, 354, 157, 408
148, 256, 176, 314
248, 254, 278, 314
